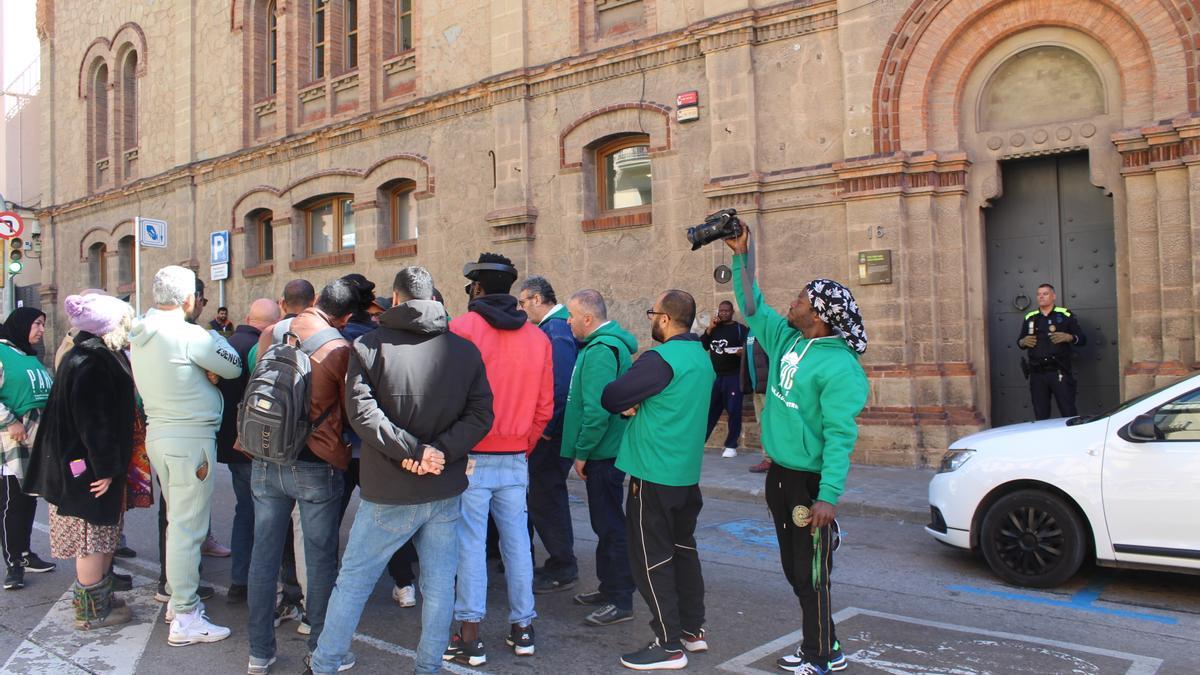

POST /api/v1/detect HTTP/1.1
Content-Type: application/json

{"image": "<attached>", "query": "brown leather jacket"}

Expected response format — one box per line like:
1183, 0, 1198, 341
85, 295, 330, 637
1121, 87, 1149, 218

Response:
259, 307, 351, 470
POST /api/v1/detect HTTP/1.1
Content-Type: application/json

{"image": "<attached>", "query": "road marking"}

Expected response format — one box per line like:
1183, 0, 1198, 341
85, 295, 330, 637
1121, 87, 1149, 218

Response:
946, 582, 1178, 625
0, 570, 159, 675
716, 607, 1163, 675
351, 632, 488, 675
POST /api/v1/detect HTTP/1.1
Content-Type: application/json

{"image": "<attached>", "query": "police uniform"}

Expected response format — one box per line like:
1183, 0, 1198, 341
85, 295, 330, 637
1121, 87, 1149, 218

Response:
1017, 306, 1086, 420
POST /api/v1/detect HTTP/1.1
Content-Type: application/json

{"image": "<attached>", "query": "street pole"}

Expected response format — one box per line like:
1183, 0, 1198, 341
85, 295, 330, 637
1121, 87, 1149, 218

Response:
219, 279, 225, 307
134, 217, 141, 315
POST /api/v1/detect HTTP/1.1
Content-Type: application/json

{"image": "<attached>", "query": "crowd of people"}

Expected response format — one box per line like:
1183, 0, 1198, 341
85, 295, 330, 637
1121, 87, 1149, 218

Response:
0, 224, 869, 675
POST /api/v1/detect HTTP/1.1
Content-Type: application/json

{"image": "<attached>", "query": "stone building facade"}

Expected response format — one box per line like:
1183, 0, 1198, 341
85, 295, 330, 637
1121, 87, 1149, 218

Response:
34, 0, 1200, 467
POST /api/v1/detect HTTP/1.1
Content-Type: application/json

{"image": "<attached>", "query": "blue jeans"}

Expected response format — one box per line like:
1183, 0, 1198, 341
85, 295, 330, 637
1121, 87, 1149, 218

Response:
585, 458, 635, 610
248, 460, 344, 659
311, 497, 460, 675
455, 453, 536, 625
228, 462, 254, 586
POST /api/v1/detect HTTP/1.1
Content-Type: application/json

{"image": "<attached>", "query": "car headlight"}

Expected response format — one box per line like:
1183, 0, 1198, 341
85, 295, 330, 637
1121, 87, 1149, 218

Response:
938, 449, 975, 473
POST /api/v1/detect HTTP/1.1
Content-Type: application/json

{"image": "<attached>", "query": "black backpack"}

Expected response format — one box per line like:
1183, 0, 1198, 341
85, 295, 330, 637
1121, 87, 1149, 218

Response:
236, 321, 343, 465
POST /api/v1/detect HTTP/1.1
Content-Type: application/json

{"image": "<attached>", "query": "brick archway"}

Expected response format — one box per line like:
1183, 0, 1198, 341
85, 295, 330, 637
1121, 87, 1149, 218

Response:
872, 0, 1197, 153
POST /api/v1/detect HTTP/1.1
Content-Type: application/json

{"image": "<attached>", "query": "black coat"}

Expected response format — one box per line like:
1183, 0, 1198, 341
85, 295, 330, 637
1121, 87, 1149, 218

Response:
216, 324, 261, 464
23, 333, 135, 526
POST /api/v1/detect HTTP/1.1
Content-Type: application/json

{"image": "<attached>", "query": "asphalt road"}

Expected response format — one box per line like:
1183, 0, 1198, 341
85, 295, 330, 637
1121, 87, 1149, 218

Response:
2, 464, 1197, 674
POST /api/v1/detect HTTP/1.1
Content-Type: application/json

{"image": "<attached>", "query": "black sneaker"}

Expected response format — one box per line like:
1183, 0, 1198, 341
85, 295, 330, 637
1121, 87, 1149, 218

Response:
227, 583, 247, 604
506, 623, 535, 656
109, 571, 133, 591
778, 646, 834, 674
620, 639, 687, 671
20, 552, 56, 574
4, 566, 24, 590
573, 590, 605, 606
446, 634, 486, 667
114, 546, 137, 559
155, 582, 215, 602
533, 575, 577, 594
586, 604, 634, 626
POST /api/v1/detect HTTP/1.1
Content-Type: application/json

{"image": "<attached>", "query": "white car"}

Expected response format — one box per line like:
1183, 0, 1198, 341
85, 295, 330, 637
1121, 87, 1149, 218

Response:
926, 372, 1200, 587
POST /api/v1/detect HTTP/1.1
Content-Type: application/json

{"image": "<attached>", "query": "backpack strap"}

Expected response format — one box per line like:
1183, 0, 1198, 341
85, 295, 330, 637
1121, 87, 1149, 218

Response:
272, 318, 295, 344
299, 327, 343, 356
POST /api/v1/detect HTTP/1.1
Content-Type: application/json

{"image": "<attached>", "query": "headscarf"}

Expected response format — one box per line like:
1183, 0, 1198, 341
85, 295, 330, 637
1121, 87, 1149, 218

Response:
805, 279, 868, 354
1, 307, 46, 356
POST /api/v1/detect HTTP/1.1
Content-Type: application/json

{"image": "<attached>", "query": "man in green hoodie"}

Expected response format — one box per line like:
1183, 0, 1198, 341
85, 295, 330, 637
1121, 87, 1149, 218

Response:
727, 227, 869, 675
561, 289, 638, 628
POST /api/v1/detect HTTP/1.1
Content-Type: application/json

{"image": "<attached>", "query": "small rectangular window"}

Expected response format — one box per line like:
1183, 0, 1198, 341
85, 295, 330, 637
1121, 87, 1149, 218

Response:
398, 0, 413, 51
260, 216, 274, 261
597, 137, 652, 212
267, 2, 278, 95
306, 196, 354, 256
346, 0, 359, 70
313, 0, 328, 80
341, 198, 356, 249
391, 187, 417, 241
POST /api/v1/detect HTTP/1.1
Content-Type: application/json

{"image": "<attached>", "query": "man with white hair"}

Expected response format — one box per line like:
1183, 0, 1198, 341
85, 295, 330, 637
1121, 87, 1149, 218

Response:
130, 265, 243, 646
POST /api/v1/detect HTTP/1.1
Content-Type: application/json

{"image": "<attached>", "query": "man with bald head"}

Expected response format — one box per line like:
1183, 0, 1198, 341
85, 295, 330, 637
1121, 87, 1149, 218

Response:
216, 298, 281, 601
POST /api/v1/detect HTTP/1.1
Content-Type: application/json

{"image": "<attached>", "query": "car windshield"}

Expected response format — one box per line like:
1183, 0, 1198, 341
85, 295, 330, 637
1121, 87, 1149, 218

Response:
1069, 372, 1200, 424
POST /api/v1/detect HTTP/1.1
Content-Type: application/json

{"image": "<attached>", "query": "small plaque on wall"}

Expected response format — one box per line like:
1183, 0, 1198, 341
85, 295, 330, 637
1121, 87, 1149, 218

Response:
857, 250, 893, 285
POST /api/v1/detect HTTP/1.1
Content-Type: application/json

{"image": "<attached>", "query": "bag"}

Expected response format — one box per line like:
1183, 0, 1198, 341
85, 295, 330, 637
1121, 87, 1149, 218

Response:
236, 323, 343, 465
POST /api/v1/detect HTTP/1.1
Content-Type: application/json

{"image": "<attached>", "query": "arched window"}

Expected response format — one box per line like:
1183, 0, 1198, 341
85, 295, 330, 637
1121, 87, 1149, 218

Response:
304, 194, 354, 255
87, 242, 108, 290
312, 0, 328, 80
345, 0, 359, 70
117, 235, 135, 287
93, 64, 109, 161
390, 181, 417, 242
120, 51, 138, 151
594, 135, 651, 212
267, 1, 278, 95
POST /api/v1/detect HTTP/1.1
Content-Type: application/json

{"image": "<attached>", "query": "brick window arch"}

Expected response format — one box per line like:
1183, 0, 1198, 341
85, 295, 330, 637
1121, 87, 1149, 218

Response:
117, 48, 139, 182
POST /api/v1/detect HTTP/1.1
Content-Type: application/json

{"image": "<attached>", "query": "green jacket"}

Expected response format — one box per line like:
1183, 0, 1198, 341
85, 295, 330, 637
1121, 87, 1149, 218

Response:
732, 252, 869, 505
615, 338, 714, 486
561, 321, 638, 462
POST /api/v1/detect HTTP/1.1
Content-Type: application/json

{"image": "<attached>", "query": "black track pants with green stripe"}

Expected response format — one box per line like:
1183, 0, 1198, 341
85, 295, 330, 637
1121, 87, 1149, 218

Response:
765, 463, 837, 663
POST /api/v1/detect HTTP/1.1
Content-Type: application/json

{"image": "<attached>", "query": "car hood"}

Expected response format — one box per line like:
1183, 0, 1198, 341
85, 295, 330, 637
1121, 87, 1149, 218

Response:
950, 417, 1107, 454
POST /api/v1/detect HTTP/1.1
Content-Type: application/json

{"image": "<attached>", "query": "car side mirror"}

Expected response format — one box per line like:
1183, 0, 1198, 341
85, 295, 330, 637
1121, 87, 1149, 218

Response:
1126, 414, 1164, 442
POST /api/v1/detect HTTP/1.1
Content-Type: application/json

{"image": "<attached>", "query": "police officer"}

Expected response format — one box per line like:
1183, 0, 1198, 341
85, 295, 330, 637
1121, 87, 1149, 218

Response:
1017, 283, 1086, 420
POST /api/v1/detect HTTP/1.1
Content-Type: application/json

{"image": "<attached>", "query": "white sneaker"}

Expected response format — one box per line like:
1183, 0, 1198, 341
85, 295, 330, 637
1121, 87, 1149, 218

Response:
722, 447, 738, 458
167, 606, 231, 646
163, 600, 200, 624
247, 655, 276, 674
392, 584, 417, 608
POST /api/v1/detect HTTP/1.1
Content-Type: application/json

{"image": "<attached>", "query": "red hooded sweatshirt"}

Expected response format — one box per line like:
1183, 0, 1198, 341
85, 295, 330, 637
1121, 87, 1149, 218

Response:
450, 294, 554, 455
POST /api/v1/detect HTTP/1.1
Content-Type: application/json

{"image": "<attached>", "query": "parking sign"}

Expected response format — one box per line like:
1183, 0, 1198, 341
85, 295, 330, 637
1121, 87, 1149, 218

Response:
138, 218, 168, 248
211, 230, 230, 264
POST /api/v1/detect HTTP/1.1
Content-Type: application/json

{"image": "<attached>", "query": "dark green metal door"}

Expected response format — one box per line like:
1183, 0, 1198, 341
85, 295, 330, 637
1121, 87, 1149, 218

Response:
986, 153, 1118, 426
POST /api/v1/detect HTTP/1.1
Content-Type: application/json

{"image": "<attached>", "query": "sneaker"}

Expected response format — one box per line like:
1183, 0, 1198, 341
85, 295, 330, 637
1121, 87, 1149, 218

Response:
226, 583, 247, 604
778, 644, 841, 674
586, 604, 634, 626
620, 639, 687, 670
506, 622, 535, 656
533, 575, 577, 594
247, 655, 276, 675
574, 590, 605, 606
200, 534, 231, 558
445, 634, 486, 667
297, 616, 312, 635
164, 600, 205, 624
749, 458, 772, 473
324, 651, 357, 672
114, 546, 137, 559
109, 571, 133, 591
274, 601, 303, 627
721, 447, 738, 458
155, 582, 215, 602
4, 566, 24, 590
392, 584, 416, 608
167, 607, 231, 646
681, 628, 708, 652
20, 552, 56, 573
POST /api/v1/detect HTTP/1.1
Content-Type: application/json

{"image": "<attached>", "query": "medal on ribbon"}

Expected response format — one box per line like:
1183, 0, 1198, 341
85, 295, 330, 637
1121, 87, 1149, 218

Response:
792, 505, 812, 527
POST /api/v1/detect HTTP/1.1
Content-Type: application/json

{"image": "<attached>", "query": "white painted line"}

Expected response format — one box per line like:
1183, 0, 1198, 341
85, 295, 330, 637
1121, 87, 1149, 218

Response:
1, 570, 159, 675
351, 632, 489, 675
717, 607, 1163, 675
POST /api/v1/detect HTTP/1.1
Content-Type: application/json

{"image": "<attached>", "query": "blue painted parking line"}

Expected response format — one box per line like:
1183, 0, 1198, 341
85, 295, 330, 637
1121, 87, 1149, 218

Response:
946, 583, 1178, 625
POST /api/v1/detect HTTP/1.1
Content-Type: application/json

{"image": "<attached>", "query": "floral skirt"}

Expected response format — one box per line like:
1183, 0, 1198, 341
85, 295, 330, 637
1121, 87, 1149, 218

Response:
48, 504, 123, 558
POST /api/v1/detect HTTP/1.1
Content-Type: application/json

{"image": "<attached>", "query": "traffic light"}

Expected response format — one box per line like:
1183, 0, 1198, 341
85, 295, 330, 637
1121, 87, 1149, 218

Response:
8, 237, 22, 274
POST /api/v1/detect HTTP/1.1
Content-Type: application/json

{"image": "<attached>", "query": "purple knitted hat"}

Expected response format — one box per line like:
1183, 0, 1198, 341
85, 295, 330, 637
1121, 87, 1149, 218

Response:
64, 293, 132, 336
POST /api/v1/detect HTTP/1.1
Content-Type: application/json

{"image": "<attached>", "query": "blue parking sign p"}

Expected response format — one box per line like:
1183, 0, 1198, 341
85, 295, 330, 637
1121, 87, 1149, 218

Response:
211, 230, 230, 265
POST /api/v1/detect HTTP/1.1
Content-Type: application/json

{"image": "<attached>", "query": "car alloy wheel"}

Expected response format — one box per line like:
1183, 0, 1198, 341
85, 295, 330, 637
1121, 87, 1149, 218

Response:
979, 489, 1086, 588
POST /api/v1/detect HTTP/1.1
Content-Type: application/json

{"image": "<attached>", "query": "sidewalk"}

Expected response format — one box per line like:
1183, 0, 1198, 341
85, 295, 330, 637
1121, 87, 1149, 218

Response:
695, 448, 933, 522
567, 448, 934, 523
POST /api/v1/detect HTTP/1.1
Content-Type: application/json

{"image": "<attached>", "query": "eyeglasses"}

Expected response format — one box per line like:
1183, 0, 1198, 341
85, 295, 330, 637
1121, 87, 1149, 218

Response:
646, 309, 667, 319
